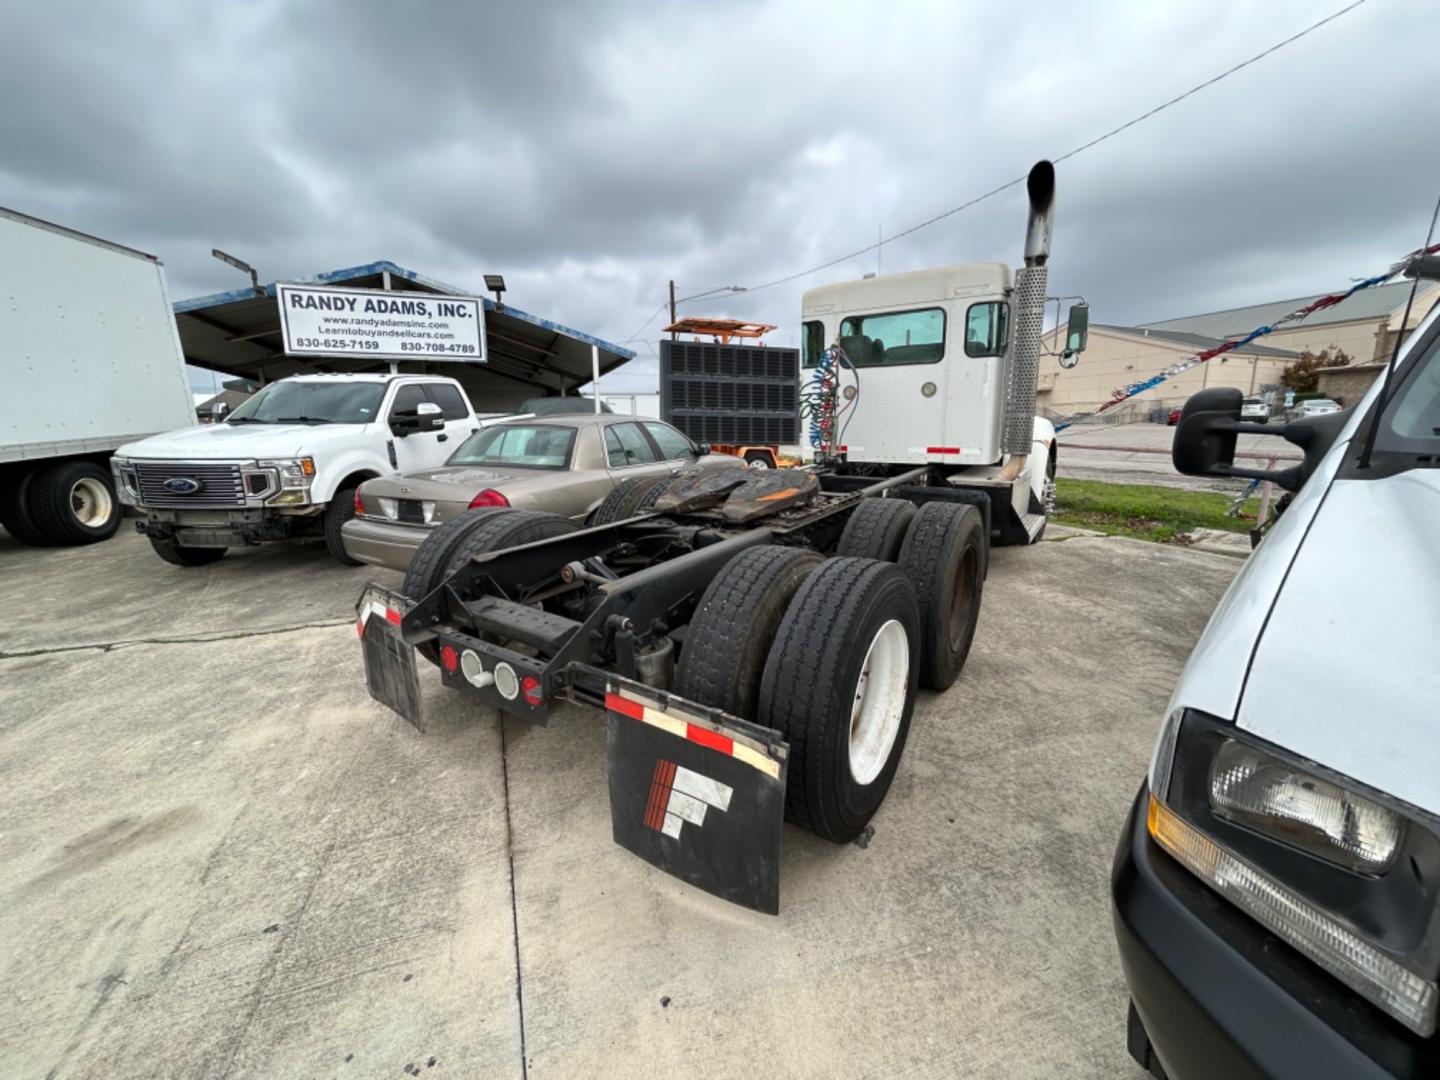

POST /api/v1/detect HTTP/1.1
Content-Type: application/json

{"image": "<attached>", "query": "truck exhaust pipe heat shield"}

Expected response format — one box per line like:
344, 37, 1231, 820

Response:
1003, 161, 1056, 456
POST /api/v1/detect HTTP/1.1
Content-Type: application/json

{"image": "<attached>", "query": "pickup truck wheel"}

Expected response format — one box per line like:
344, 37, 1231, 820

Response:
590, 476, 668, 525
834, 497, 915, 561
0, 468, 51, 546
324, 488, 365, 565
897, 503, 984, 691
28, 461, 121, 545
148, 534, 226, 567
402, 507, 513, 666
758, 557, 920, 841
674, 545, 821, 721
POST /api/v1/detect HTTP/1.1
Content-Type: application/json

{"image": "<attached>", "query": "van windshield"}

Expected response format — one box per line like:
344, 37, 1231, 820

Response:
1377, 327, 1440, 455
227, 382, 385, 424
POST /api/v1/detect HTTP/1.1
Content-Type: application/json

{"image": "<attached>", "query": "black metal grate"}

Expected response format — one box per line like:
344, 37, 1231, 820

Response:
660, 341, 799, 446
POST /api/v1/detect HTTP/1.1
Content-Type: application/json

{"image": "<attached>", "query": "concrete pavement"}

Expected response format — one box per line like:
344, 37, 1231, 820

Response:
0, 526, 1239, 1078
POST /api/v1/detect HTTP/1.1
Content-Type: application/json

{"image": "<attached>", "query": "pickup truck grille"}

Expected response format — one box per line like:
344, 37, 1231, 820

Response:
134, 461, 247, 508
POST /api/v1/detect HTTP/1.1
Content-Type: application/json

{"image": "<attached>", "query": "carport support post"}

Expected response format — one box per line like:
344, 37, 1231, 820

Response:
592, 344, 601, 413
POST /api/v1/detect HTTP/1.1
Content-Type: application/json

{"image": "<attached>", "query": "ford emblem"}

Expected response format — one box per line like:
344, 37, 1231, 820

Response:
163, 477, 203, 494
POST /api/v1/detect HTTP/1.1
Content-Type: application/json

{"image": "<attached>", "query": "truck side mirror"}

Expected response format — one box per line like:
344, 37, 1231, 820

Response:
416, 401, 444, 429
1064, 303, 1089, 357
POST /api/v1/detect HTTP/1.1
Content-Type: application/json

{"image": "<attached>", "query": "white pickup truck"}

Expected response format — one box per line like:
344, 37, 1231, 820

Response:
113, 372, 480, 565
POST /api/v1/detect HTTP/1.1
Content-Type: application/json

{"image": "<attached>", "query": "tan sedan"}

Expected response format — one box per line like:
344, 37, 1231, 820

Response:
341, 414, 740, 571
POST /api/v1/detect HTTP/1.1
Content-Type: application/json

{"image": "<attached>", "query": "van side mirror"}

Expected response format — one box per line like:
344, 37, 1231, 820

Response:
1174, 387, 1308, 492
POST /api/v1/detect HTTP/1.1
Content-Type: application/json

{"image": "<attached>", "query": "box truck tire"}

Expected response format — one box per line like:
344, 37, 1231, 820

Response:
0, 468, 51, 546
28, 461, 121, 545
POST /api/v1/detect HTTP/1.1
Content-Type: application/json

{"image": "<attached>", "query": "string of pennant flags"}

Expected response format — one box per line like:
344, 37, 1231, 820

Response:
1052, 241, 1440, 432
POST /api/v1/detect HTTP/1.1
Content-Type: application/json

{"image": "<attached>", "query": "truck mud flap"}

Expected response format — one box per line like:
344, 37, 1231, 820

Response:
603, 677, 788, 914
356, 584, 424, 732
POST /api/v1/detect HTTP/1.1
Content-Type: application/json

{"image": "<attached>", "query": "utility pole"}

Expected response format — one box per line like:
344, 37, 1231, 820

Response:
668, 280, 677, 340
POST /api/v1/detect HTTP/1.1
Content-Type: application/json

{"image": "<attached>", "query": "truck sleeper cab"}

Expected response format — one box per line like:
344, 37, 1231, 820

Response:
1113, 293, 1440, 1078
112, 373, 477, 566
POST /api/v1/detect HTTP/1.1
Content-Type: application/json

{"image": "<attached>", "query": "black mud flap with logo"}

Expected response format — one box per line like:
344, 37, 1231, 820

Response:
603, 677, 789, 914
356, 584, 425, 732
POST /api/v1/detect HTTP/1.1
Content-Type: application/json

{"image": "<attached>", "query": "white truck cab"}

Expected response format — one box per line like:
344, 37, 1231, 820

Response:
798, 163, 1089, 546
113, 372, 479, 565
1113, 294, 1440, 1076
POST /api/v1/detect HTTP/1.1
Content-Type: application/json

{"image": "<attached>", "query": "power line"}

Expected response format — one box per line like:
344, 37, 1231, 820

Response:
684, 0, 1368, 303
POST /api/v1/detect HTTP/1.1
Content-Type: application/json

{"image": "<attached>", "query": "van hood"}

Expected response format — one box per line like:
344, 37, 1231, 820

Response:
116, 422, 371, 461
1236, 469, 1440, 816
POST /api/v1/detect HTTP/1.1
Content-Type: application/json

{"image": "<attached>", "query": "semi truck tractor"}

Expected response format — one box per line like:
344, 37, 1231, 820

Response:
800, 160, 1088, 544
0, 207, 197, 546
355, 161, 1088, 913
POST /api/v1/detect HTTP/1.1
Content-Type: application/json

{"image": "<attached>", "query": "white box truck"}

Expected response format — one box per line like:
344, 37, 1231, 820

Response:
0, 207, 196, 546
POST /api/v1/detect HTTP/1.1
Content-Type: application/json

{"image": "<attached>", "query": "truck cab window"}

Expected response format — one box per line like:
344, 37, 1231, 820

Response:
425, 383, 469, 420
802, 320, 826, 369
837, 308, 945, 367
389, 384, 427, 417
965, 302, 1009, 358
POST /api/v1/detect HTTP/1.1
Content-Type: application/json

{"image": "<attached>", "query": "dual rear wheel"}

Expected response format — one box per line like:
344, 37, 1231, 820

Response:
675, 499, 984, 842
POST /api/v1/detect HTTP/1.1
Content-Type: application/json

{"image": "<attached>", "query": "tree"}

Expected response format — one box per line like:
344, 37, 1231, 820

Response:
1280, 347, 1353, 395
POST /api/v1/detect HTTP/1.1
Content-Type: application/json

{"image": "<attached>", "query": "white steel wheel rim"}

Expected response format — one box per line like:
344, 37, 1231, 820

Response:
70, 477, 112, 527
748, 458, 770, 469
848, 619, 909, 786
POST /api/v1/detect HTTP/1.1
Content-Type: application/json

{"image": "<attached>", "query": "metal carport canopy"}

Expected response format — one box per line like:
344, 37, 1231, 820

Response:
173, 261, 634, 409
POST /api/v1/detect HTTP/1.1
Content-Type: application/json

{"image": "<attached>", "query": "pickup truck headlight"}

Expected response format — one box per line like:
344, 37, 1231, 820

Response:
110, 456, 139, 503
1148, 713, 1437, 1036
259, 457, 315, 504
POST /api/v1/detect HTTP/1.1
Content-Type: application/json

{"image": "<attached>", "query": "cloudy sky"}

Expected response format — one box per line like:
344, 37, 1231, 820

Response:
4, 0, 1436, 394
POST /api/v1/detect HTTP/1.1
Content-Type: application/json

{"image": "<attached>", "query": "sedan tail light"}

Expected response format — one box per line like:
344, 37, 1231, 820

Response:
469, 489, 511, 509
354, 488, 366, 514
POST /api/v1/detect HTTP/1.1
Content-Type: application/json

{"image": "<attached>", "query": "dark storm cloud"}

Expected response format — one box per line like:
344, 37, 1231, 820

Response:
3, 0, 1434, 393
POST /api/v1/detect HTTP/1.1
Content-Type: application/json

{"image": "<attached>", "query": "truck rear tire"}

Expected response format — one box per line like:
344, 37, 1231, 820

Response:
835, 498, 915, 561
27, 460, 121, 545
324, 488, 364, 565
441, 510, 581, 580
148, 534, 226, 567
590, 476, 669, 525
897, 503, 984, 691
402, 506, 513, 666
0, 468, 50, 546
758, 557, 920, 842
674, 545, 822, 721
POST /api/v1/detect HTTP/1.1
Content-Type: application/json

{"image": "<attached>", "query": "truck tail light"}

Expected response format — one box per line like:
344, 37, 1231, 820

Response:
439, 644, 459, 674
354, 488, 366, 514
521, 676, 543, 707
469, 489, 510, 509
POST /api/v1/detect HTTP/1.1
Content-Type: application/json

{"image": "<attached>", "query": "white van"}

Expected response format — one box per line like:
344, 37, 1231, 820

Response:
1112, 293, 1440, 1076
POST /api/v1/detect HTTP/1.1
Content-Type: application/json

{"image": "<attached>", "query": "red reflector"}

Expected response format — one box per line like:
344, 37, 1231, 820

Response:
522, 676, 543, 707
686, 723, 734, 756
385, 608, 402, 625
354, 488, 365, 514
605, 691, 644, 720
439, 644, 459, 673
469, 488, 511, 509
926, 446, 961, 454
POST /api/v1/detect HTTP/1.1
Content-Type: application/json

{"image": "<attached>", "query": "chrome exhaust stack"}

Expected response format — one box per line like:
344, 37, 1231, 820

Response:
1002, 161, 1056, 458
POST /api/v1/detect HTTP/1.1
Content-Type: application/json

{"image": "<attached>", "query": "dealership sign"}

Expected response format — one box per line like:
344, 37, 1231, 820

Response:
276, 284, 485, 362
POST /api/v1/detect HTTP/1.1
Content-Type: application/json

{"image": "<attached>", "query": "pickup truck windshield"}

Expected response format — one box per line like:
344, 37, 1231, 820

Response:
227, 382, 386, 424
1377, 327, 1440, 455
448, 425, 575, 469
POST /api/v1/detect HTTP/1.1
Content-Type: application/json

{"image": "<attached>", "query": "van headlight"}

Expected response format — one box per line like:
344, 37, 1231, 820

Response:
1148, 712, 1437, 1036
1208, 740, 1402, 874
